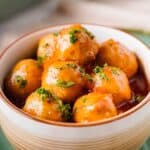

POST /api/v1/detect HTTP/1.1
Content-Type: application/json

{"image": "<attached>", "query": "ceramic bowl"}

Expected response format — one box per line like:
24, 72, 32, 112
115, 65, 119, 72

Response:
0, 24, 150, 150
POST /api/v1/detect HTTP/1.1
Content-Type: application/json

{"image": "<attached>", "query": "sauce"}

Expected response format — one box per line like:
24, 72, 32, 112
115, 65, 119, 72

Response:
117, 67, 149, 113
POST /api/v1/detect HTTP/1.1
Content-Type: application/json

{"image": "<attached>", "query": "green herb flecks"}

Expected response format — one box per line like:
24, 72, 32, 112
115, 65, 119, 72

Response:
93, 66, 109, 81
99, 72, 109, 80
53, 32, 58, 36
111, 67, 120, 75
43, 43, 50, 48
82, 73, 93, 82
56, 63, 78, 71
66, 63, 77, 69
93, 66, 103, 74
15, 75, 27, 88
103, 63, 108, 67
59, 103, 72, 121
135, 95, 145, 103
36, 88, 52, 101
79, 67, 93, 82
82, 97, 87, 103
56, 80, 75, 88
37, 55, 47, 65
53, 95, 72, 121
69, 29, 80, 44
73, 107, 78, 113
85, 74, 93, 81
79, 67, 85, 74
37, 56, 44, 64
102, 63, 119, 76
36, 89, 72, 121
83, 27, 95, 39
55, 66, 63, 70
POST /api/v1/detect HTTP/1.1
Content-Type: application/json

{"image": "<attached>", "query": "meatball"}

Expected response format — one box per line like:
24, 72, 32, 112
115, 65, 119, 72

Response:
73, 92, 117, 123
37, 33, 57, 64
55, 24, 99, 65
5, 59, 42, 103
93, 65, 131, 105
42, 61, 85, 103
97, 39, 138, 78
23, 88, 71, 121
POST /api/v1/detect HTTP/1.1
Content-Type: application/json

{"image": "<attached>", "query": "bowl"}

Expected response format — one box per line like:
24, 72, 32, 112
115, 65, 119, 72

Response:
0, 24, 150, 150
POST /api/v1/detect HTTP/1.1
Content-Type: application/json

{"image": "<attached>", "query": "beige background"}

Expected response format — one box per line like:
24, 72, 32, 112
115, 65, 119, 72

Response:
0, 0, 150, 49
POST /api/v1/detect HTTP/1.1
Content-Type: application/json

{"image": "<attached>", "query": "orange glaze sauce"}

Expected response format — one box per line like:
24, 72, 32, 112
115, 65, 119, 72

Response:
84, 61, 149, 114
117, 67, 149, 114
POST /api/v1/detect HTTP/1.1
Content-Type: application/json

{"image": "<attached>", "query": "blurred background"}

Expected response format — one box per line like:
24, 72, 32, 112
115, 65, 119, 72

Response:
0, 0, 150, 49
0, 0, 150, 149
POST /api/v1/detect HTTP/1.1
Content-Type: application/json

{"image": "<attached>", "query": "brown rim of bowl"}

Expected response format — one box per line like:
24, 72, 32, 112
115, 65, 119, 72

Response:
0, 23, 150, 127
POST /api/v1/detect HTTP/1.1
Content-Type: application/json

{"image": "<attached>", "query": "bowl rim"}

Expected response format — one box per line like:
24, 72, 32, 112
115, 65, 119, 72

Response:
0, 23, 150, 127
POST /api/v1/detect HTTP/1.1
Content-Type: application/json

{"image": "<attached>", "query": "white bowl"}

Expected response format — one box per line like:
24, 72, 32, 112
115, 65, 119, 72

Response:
0, 24, 150, 150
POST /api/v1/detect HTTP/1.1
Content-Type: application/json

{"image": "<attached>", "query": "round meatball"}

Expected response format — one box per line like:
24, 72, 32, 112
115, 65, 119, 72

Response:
37, 33, 57, 64
97, 39, 138, 78
54, 24, 99, 65
93, 65, 131, 105
73, 92, 117, 123
42, 61, 85, 103
5, 59, 42, 103
23, 88, 64, 121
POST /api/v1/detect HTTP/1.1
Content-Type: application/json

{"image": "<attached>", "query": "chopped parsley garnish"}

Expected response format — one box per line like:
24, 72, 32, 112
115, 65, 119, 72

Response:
111, 67, 120, 75
83, 27, 95, 39
93, 66, 109, 81
43, 43, 49, 48
36, 88, 52, 101
79, 67, 93, 81
55, 66, 63, 70
15, 75, 27, 88
69, 29, 80, 44
56, 63, 78, 71
99, 72, 109, 80
73, 107, 78, 113
66, 63, 77, 69
135, 95, 145, 103
56, 80, 75, 88
82, 72, 93, 81
52, 95, 72, 121
103, 63, 108, 67
37, 56, 47, 64
82, 97, 87, 103
59, 103, 72, 121
93, 66, 103, 74
79, 67, 85, 74
102, 63, 120, 75
53, 32, 58, 36
36, 89, 72, 121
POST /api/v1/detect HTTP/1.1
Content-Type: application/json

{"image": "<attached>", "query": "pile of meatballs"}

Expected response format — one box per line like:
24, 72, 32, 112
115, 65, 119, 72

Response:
5, 24, 138, 123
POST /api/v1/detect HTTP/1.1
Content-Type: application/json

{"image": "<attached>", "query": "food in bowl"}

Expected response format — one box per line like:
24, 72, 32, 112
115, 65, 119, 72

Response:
4, 24, 149, 123
5, 59, 42, 107
42, 61, 85, 103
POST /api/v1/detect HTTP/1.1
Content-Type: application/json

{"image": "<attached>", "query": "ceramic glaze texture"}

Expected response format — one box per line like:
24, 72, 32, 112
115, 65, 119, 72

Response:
0, 24, 150, 150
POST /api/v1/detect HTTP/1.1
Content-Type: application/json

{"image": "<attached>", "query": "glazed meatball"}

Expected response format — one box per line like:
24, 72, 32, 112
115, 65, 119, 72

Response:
42, 61, 85, 103
73, 92, 117, 123
23, 88, 71, 121
97, 39, 138, 78
5, 59, 42, 103
54, 24, 99, 65
37, 33, 57, 64
93, 65, 131, 105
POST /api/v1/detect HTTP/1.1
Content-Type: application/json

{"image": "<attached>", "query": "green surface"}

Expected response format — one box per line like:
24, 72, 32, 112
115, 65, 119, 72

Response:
0, 30, 150, 150
0, 128, 13, 149
124, 29, 150, 48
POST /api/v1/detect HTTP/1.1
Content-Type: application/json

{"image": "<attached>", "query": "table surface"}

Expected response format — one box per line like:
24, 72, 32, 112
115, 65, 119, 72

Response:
0, 30, 150, 150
